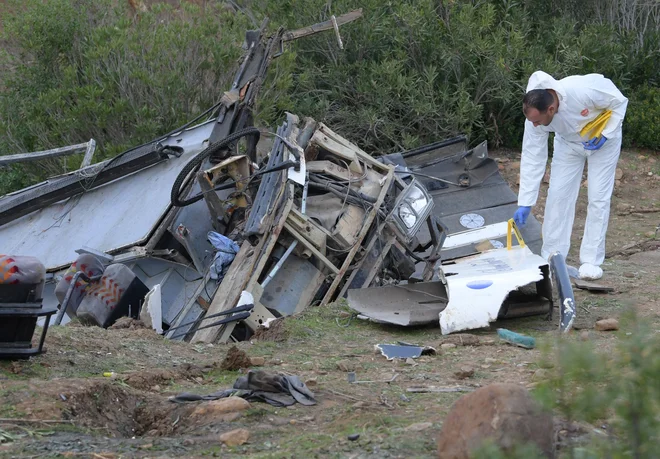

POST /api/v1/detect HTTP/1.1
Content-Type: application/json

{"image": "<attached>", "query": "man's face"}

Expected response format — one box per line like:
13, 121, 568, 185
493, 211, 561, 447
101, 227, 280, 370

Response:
524, 106, 555, 127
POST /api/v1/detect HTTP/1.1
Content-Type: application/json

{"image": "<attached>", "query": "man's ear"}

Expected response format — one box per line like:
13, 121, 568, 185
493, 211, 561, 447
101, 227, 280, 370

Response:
548, 105, 556, 116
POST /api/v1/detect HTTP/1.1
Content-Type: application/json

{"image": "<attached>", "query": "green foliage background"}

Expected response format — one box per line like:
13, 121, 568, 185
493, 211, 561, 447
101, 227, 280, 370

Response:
0, 0, 658, 194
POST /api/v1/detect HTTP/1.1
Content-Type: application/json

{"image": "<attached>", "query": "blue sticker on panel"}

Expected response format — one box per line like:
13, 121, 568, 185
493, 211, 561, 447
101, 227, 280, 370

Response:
467, 280, 493, 289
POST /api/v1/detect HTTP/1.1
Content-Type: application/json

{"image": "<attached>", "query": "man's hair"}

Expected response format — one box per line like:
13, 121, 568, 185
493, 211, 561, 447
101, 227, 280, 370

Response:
523, 89, 554, 113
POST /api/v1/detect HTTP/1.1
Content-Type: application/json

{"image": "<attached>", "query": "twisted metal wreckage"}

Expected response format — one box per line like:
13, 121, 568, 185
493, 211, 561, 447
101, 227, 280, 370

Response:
0, 11, 575, 357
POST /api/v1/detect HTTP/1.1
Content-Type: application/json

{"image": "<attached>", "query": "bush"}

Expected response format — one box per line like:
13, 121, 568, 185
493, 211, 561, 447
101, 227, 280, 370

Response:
534, 313, 660, 457
0, 0, 249, 195
624, 85, 660, 149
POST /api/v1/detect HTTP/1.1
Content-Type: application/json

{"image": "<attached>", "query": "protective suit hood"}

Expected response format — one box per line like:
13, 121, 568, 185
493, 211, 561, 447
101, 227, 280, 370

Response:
525, 71, 567, 102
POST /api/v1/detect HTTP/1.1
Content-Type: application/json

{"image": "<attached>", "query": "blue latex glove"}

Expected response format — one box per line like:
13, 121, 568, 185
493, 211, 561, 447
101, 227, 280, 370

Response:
582, 135, 607, 151
513, 206, 531, 227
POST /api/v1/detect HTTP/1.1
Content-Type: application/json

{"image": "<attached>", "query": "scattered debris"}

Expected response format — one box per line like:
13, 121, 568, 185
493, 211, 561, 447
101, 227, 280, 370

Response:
406, 386, 474, 393
573, 278, 614, 293
436, 383, 554, 458
347, 373, 399, 384
348, 433, 360, 441
171, 370, 316, 407
221, 346, 252, 371
595, 318, 619, 331
375, 344, 436, 360
497, 329, 536, 349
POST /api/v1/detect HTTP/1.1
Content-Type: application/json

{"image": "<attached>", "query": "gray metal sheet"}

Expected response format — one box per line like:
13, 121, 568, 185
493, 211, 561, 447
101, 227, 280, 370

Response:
347, 281, 448, 326
0, 121, 215, 271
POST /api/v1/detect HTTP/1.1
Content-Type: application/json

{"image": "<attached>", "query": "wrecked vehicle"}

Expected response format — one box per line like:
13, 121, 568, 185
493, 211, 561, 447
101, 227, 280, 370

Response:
0, 10, 575, 355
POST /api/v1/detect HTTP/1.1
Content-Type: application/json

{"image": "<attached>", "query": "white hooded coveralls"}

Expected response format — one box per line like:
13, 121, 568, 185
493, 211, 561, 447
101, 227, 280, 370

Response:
519, 71, 628, 266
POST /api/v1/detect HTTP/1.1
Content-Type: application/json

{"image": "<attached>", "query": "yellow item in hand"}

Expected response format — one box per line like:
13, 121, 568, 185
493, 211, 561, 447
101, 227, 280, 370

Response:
580, 109, 612, 139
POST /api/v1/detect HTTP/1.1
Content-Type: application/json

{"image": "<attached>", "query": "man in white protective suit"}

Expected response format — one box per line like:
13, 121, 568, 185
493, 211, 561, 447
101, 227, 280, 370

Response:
513, 71, 628, 280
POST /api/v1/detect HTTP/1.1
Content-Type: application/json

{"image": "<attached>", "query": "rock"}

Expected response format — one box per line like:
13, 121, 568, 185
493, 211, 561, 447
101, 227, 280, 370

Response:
623, 272, 636, 278
348, 433, 360, 441
453, 367, 475, 380
191, 396, 250, 421
336, 360, 356, 372
219, 428, 250, 447
579, 330, 590, 341
484, 358, 497, 364
436, 383, 554, 458
249, 357, 266, 366
532, 369, 550, 382
510, 161, 520, 170
441, 343, 457, 350
615, 179, 622, 188
405, 422, 433, 432
615, 168, 624, 180
405, 358, 417, 365
649, 172, 653, 176
221, 346, 252, 371
352, 401, 368, 409
304, 377, 318, 387
595, 318, 619, 331
616, 202, 629, 213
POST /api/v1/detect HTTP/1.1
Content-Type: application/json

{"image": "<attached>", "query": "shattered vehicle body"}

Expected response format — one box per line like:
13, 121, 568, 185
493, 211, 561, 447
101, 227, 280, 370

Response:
0, 10, 574, 355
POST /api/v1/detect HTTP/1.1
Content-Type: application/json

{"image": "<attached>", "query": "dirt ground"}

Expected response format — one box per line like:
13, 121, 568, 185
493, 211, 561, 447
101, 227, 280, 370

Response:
1, 148, 659, 459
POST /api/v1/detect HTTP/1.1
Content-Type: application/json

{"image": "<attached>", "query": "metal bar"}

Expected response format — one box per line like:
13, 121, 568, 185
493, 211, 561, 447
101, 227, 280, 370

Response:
165, 303, 254, 333
80, 139, 97, 168
0, 143, 89, 166
549, 252, 576, 333
261, 241, 298, 288
169, 311, 250, 340
37, 312, 54, 353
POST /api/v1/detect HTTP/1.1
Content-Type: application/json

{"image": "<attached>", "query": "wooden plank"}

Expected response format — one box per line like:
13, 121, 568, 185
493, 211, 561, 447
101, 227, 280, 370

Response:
284, 222, 339, 274
190, 240, 260, 343
282, 9, 363, 42
321, 166, 395, 305
0, 142, 89, 166
80, 139, 97, 168
287, 209, 327, 253
213, 185, 293, 343
317, 124, 390, 172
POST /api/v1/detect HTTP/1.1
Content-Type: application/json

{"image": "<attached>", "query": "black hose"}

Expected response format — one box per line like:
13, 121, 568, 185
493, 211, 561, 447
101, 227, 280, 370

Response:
170, 127, 261, 207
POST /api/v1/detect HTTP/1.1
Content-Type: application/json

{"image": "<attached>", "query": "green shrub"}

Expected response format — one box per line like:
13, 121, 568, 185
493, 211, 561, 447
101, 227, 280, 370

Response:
624, 85, 660, 149
534, 313, 660, 458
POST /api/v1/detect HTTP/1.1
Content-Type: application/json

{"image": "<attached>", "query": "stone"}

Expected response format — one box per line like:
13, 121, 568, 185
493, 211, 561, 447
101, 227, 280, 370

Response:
249, 357, 266, 366
441, 343, 457, 350
405, 422, 433, 432
304, 377, 318, 387
219, 428, 250, 447
615, 168, 624, 180
348, 433, 360, 441
615, 179, 622, 188
579, 330, 590, 341
336, 360, 356, 372
510, 161, 520, 170
484, 358, 497, 364
352, 401, 368, 409
453, 367, 475, 380
405, 358, 417, 365
191, 396, 250, 420
616, 202, 629, 213
595, 318, 619, 331
436, 383, 554, 458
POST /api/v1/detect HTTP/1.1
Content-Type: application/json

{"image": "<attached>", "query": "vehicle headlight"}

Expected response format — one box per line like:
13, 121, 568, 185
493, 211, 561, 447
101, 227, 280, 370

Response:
392, 179, 434, 239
